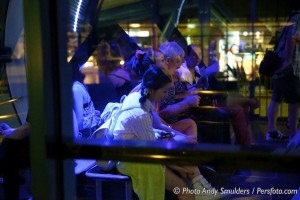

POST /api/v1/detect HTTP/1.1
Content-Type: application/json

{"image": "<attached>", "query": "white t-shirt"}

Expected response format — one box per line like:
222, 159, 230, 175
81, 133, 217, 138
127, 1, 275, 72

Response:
113, 92, 157, 141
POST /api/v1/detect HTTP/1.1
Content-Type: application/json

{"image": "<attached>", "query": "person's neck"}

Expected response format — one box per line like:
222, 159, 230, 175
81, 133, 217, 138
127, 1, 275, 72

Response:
188, 65, 196, 73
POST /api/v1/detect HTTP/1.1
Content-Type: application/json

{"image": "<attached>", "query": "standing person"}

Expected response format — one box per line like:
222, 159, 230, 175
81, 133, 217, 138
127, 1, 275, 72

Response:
266, 10, 300, 141
101, 66, 222, 200
226, 44, 244, 83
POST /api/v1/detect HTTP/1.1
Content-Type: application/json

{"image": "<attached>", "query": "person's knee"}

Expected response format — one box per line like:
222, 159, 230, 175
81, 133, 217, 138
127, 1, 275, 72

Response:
185, 119, 197, 129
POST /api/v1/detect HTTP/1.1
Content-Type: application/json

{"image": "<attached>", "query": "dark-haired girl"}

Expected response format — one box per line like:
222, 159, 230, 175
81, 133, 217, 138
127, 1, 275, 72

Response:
112, 66, 221, 200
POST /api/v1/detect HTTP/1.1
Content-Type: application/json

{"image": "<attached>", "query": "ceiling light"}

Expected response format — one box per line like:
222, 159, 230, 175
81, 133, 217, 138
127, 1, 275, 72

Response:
130, 23, 141, 28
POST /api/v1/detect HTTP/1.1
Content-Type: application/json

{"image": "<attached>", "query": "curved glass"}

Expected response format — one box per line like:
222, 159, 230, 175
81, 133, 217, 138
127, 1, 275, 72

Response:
1, 0, 27, 126
2, 0, 299, 199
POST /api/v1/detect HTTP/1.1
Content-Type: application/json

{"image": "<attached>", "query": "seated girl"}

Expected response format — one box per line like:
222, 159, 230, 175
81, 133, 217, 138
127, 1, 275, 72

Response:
99, 66, 222, 200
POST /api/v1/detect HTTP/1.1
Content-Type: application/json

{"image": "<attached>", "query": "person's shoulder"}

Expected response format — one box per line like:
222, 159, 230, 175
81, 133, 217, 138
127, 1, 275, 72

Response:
289, 11, 300, 21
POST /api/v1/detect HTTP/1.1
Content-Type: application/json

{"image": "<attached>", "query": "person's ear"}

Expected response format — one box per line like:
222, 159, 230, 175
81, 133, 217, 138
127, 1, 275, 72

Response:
165, 57, 171, 64
148, 88, 155, 97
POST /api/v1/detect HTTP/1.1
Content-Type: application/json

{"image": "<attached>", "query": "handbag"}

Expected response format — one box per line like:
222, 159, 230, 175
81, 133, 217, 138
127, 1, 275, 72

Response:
92, 95, 139, 171
259, 12, 299, 77
259, 50, 281, 77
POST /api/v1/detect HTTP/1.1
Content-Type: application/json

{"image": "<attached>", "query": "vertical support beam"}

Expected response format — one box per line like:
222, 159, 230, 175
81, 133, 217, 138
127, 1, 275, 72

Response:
24, 0, 74, 199
249, 0, 256, 118
197, 0, 210, 64
156, 0, 187, 48
151, 0, 159, 49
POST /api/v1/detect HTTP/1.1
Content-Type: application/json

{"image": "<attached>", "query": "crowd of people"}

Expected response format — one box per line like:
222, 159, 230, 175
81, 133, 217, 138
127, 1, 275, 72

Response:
0, 9, 299, 197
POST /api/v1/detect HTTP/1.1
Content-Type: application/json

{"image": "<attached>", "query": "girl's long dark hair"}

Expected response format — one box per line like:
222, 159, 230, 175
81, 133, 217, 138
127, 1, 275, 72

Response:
139, 66, 171, 103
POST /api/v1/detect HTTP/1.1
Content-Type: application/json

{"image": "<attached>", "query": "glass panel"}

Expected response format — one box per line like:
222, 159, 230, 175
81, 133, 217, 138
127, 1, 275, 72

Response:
67, 0, 299, 152
1, 0, 27, 127
65, 1, 300, 198
7, 0, 297, 198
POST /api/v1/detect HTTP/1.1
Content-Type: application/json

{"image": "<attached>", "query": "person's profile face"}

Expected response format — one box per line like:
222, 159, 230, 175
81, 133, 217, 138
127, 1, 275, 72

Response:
151, 82, 173, 102
186, 46, 201, 68
154, 51, 168, 70
167, 55, 184, 73
231, 45, 239, 54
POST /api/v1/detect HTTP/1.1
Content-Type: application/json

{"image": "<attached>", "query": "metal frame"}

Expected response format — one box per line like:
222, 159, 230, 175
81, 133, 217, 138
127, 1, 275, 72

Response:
21, 0, 300, 199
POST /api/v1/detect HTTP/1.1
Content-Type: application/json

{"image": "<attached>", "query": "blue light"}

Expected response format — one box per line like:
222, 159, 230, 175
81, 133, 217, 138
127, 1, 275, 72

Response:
73, 0, 84, 32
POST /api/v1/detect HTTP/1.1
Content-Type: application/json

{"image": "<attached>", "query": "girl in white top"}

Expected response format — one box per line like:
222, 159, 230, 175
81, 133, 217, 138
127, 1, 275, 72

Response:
112, 66, 222, 200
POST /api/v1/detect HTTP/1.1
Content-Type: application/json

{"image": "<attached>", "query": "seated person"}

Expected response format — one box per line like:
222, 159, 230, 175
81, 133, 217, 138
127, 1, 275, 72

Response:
72, 80, 101, 138
177, 44, 219, 91
178, 44, 259, 146
129, 47, 199, 140
0, 108, 87, 200
0, 122, 30, 200
107, 67, 136, 100
97, 66, 222, 200
158, 42, 200, 140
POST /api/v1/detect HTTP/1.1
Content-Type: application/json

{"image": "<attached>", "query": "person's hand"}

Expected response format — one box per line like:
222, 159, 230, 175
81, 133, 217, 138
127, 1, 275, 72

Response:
248, 98, 260, 109
194, 76, 209, 89
183, 95, 200, 107
0, 123, 13, 137
0, 123, 10, 131
135, 50, 145, 60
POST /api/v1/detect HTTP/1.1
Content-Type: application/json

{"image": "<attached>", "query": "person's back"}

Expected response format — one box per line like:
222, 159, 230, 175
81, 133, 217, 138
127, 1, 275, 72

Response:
72, 81, 100, 138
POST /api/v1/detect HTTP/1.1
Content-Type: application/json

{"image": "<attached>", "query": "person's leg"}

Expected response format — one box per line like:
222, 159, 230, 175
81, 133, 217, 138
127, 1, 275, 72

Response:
165, 167, 194, 200
227, 105, 252, 146
267, 68, 293, 140
267, 100, 279, 132
167, 165, 225, 200
3, 163, 20, 200
117, 162, 165, 200
0, 139, 29, 200
286, 75, 300, 138
267, 100, 280, 132
288, 103, 300, 137
171, 118, 197, 139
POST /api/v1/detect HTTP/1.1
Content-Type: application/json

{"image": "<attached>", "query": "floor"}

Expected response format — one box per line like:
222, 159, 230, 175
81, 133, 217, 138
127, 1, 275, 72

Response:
74, 118, 300, 200
0, 118, 299, 200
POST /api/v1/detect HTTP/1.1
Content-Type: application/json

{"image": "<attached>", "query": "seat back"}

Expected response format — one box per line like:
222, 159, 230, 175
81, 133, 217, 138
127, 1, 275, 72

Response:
87, 83, 118, 112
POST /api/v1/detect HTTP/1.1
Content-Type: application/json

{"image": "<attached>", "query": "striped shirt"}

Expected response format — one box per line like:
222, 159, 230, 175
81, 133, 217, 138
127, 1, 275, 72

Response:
113, 92, 157, 141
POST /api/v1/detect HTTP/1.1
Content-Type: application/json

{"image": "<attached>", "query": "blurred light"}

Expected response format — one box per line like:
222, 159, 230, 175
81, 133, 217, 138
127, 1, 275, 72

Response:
120, 60, 125, 65
130, 23, 141, 28
149, 155, 168, 159
127, 30, 150, 37
73, 0, 84, 32
255, 31, 261, 39
187, 23, 196, 29
84, 61, 94, 67
0, 114, 15, 119
243, 31, 248, 36
186, 36, 191, 45
137, 31, 149, 37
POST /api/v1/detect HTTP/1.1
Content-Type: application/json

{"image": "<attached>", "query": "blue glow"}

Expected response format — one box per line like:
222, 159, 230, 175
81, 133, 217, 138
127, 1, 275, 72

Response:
73, 0, 84, 32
